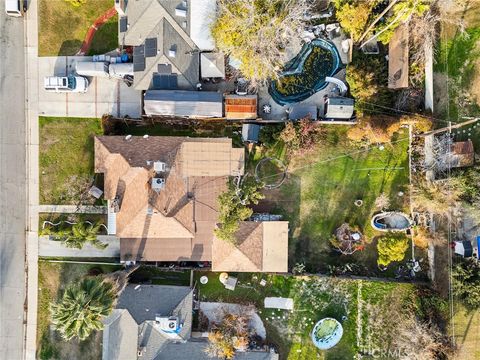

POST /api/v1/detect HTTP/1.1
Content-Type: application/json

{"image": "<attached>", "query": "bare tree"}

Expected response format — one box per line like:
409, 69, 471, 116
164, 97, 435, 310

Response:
212, 0, 312, 86
423, 134, 452, 176
374, 193, 391, 211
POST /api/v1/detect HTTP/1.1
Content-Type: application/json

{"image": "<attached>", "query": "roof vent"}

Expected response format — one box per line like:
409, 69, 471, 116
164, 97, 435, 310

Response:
125, 134, 132, 141
175, 8, 187, 17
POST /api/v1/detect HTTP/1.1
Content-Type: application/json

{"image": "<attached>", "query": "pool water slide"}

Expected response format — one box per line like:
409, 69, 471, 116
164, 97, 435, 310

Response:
325, 76, 348, 95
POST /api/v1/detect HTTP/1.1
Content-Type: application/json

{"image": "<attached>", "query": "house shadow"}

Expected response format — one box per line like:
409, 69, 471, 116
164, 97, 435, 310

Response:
57, 40, 82, 57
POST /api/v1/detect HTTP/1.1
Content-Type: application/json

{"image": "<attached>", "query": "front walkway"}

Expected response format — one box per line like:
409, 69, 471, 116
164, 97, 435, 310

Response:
38, 205, 107, 214
38, 235, 120, 258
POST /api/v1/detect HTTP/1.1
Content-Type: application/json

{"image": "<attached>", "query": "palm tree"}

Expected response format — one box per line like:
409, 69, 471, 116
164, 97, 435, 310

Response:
50, 277, 116, 341
62, 221, 107, 250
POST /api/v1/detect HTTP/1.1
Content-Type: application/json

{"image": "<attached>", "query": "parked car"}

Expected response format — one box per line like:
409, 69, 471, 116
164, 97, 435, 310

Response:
5, 0, 22, 17
44, 76, 89, 93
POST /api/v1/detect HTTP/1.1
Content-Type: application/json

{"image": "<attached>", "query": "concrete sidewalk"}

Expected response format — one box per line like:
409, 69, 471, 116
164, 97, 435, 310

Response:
24, 0, 39, 358
38, 205, 107, 214
39, 235, 120, 258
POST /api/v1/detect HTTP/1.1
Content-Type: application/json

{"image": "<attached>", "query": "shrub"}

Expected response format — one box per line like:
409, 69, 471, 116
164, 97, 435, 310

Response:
64, 0, 87, 7
377, 233, 409, 267
452, 259, 480, 309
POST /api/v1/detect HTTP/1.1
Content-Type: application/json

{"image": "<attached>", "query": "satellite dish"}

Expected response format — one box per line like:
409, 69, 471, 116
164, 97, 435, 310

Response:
125, 134, 132, 141
143, 134, 149, 139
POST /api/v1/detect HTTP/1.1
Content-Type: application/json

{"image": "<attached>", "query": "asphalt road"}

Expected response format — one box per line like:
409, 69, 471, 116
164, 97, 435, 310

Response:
0, 1, 27, 358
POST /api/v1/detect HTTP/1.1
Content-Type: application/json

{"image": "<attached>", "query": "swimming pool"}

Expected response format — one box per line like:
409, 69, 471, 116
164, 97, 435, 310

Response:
269, 38, 342, 105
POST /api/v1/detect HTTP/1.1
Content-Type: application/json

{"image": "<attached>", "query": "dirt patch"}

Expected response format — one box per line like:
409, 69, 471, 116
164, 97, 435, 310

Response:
433, 72, 449, 116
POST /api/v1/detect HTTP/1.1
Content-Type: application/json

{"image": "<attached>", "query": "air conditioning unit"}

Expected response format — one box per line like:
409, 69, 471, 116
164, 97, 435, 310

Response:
151, 178, 165, 191
154, 161, 166, 172
155, 316, 179, 333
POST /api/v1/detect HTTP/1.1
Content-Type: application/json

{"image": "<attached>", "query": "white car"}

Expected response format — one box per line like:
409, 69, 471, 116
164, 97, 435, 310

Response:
5, 0, 22, 17
44, 76, 89, 93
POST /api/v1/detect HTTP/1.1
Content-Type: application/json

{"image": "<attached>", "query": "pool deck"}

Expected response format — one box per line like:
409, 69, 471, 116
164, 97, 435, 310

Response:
258, 68, 347, 121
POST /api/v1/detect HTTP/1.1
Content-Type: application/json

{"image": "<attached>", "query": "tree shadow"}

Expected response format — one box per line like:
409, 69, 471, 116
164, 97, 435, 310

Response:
57, 40, 83, 57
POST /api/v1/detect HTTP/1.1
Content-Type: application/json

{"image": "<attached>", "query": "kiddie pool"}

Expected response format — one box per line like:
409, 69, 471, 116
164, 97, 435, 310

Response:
269, 38, 342, 105
371, 212, 412, 232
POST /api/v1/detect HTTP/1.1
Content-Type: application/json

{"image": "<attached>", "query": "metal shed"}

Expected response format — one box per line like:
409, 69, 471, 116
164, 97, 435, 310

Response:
242, 124, 261, 143
144, 90, 223, 118
323, 97, 354, 120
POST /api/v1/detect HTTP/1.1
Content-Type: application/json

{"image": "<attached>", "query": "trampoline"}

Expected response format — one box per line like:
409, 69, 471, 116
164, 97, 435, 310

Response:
311, 318, 343, 350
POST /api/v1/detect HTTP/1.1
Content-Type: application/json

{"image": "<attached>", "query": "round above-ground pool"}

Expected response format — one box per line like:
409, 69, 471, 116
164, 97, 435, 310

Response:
371, 212, 412, 232
269, 38, 342, 105
311, 318, 343, 350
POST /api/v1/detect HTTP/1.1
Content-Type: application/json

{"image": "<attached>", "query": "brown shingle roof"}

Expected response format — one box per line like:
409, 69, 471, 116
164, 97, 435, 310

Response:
95, 136, 244, 262
212, 221, 289, 272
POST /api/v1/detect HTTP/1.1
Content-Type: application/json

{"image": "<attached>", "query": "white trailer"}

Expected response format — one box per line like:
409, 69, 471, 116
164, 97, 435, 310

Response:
75, 61, 110, 78
108, 63, 134, 79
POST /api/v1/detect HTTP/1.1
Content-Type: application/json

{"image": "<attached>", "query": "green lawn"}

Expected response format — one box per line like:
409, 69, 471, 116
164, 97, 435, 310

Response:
88, 15, 118, 56
37, 261, 121, 360
39, 0, 116, 56
251, 126, 410, 274
39, 117, 103, 205
193, 272, 446, 360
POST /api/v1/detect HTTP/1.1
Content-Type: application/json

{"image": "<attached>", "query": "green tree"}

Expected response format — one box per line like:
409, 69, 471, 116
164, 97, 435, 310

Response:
333, 0, 377, 42
375, 0, 430, 44
215, 175, 264, 243
50, 277, 116, 341
211, 0, 311, 85
377, 233, 409, 266
452, 259, 480, 309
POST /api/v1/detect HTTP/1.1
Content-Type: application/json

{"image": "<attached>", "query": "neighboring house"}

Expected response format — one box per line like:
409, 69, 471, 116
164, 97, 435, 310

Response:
388, 23, 409, 89
449, 140, 475, 168
115, 0, 220, 90
95, 136, 289, 272
322, 97, 355, 120
102, 284, 279, 360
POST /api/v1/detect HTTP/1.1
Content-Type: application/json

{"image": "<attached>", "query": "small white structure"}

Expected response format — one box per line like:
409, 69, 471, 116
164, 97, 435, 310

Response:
264, 297, 294, 311
190, 0, 217, 51
201, 53, 225, 79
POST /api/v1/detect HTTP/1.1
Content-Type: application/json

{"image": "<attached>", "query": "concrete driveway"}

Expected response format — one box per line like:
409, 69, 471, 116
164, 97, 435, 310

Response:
38, 56, 142, 118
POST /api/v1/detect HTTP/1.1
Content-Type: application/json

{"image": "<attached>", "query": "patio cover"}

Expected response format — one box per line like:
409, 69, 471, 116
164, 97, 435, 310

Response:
264, 297, 294, 311
289, 105, 318, 121
144, 90, 223, 118
201, 53, 225, 78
